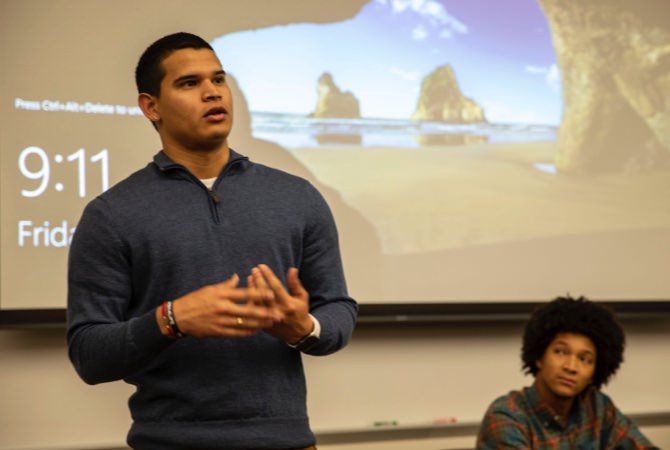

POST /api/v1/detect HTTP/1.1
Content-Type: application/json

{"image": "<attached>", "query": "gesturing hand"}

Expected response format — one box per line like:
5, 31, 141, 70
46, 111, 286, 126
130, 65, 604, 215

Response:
248, 264, 313, 344
156, 274, 284, 338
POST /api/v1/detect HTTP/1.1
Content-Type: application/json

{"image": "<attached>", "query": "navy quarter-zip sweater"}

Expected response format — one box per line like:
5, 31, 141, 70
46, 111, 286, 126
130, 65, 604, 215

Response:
67, 149, 357, 450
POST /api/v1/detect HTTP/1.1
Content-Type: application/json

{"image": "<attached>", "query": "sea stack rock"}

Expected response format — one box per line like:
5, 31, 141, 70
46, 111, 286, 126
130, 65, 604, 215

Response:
310, 72, 361, 119
412, 64, 486, 123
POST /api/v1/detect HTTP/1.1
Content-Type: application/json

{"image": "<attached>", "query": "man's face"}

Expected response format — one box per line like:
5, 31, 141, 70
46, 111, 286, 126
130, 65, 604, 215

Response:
150, 48, 233, 151
535, 332, 596, 401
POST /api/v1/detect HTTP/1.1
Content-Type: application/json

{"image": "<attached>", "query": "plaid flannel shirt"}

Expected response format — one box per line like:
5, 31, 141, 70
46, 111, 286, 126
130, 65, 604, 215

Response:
476, 383, 658, 449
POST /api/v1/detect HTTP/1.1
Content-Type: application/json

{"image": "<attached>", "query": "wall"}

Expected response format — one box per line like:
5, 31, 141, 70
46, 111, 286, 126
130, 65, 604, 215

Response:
1, 317, 669, 449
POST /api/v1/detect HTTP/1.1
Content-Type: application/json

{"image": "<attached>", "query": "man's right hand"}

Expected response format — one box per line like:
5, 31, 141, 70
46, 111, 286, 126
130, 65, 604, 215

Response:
155, 274, 283, 338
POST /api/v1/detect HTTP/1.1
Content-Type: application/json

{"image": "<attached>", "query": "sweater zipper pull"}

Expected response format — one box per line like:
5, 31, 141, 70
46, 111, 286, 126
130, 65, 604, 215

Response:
208, 190, 220, 204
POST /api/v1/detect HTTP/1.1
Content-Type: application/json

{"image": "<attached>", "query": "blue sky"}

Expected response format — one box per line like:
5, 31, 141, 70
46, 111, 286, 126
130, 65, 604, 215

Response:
211, 0, 562, 125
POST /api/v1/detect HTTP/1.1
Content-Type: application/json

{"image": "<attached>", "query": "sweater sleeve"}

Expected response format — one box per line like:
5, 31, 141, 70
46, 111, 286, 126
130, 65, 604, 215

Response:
66, 198, 172, 385
297, 183, 358, 356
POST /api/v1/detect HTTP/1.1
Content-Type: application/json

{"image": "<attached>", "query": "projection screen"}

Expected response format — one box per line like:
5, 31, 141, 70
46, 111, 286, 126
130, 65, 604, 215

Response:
1, 0, 669, 321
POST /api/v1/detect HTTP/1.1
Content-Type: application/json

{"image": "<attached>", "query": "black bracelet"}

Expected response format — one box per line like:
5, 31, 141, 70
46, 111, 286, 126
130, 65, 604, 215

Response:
166, 300, 185, 338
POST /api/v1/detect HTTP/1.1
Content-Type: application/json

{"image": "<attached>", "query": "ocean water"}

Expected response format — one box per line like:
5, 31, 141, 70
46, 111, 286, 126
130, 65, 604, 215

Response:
251, 112, 557, 149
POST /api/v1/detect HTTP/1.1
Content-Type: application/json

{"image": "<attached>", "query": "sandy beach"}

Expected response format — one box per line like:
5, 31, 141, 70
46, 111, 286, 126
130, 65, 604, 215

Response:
291, 141, 670, 255
287, 141, 670, 301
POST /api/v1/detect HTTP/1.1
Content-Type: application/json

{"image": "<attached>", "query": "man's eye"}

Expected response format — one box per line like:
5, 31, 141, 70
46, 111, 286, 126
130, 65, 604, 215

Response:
213, 76, 225, 85
579, 355, 594, 365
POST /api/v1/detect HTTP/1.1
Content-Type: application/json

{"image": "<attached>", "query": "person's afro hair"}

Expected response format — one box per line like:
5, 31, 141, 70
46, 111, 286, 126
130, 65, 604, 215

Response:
521, 296, 624, 389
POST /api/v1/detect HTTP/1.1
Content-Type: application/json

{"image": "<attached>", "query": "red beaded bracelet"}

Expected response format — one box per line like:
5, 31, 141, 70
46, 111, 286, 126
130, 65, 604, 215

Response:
165, 300, 184, 338
161, 301, 176, 338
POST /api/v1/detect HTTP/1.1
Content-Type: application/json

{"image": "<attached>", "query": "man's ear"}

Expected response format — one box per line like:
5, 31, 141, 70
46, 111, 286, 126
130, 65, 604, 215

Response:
535, 359, 543, 370
138, 93, 160, 125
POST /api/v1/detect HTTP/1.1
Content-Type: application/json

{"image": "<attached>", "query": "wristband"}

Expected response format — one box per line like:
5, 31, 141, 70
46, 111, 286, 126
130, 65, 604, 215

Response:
165, 300, 185, 338
160, 301, 176, 338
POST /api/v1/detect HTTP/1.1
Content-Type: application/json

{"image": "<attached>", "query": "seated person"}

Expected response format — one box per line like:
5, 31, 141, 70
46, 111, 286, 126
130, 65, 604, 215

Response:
476, 296, 658, 449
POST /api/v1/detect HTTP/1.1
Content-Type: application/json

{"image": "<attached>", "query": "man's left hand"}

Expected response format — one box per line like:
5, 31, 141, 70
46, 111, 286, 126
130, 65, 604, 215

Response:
248, 264, 313, 344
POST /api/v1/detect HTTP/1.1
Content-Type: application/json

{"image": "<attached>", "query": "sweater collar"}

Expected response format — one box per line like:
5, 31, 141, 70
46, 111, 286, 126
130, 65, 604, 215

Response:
153, 148, 249, 173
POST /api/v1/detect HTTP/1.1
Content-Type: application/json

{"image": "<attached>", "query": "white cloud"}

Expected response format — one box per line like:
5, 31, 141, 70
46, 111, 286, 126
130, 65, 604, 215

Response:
525, 65, 546, 74
390, 67, 420, 81
546, 64, 561, 91
412, 24, 429, 41
382, 0, 468, 40
525, 64, 561, 91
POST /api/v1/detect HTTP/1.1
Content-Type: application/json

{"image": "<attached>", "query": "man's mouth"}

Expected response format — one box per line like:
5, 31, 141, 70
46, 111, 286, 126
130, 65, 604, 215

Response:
204, 107, 227, 120
558, 377, 576, 386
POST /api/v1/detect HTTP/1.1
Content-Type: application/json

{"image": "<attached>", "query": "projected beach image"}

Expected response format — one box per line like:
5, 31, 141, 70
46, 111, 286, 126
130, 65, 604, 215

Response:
212, 0, 670, 301
2, 0, 669, 310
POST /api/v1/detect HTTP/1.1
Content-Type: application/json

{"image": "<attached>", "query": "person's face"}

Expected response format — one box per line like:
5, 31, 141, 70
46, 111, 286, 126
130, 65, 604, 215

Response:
535, 332, 596, 402
143, 48, 233, 152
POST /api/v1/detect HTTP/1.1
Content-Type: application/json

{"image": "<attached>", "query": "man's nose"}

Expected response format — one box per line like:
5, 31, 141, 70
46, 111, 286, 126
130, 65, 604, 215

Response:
202, 80, 222, 100
562, 355, 578, 372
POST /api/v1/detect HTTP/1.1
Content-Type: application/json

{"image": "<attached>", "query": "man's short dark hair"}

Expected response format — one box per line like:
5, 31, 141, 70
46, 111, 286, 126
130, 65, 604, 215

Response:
135, 32, 213, 96
521, 296, 625, 389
